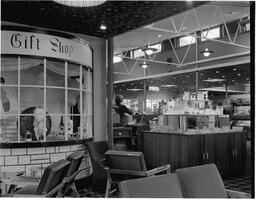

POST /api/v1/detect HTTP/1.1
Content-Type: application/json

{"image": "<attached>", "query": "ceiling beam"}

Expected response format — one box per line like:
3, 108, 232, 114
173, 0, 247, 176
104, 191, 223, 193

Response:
114, 58, 249, 84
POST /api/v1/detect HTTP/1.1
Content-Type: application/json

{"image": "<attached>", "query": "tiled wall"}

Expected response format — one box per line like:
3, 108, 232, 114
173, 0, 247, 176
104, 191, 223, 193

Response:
0, 144, 92, 180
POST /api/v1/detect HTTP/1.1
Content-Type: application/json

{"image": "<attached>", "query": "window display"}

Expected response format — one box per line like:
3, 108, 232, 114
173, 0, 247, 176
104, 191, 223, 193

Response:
0, 56, 93, 142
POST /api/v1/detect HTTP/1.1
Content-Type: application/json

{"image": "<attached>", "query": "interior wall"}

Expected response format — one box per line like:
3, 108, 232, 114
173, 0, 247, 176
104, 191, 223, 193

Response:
76, 34, 107, 141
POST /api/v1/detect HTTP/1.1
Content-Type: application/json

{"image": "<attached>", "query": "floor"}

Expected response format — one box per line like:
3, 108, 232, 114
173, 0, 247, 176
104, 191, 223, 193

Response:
76, 140, 252, 198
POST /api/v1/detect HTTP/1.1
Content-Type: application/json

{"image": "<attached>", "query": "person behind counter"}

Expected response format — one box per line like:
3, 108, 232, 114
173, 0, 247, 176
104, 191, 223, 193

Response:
114, 95, 133, 126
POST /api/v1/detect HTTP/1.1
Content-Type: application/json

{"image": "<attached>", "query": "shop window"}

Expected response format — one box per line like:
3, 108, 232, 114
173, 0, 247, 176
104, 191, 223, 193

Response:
132, 43, 162, 58
245, 23, 250, 31
113, 54, 122, 63
201, 27, 220, 41
0, 56, 93, 142
179, 35, 196, 47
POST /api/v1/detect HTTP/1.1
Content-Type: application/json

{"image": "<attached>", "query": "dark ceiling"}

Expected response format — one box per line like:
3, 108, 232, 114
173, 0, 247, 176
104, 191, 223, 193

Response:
114, 63, 250, 93
1, 0, 206, 38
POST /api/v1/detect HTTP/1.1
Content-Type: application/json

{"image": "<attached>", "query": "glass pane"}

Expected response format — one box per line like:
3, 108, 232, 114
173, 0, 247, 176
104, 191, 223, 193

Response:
46, 60, 65, 87
88, 69, 92, 91
20, 57, 43, 86
81, 92, 92, 115
46, 88, 65, 114
0, 115, 18, 142
46, 115, 65, 141
82, 68, 92, 91
133, 49, 145, 58
20, 87, 44, 112
1, 56, 18, 85
113, 54, 122, 63
81, 116, 92, 139
179, 35, 195, 47
202, 27, 220, 41
68, 63, 80, 89
1, 86, 18, 115
68, 89, 80, 114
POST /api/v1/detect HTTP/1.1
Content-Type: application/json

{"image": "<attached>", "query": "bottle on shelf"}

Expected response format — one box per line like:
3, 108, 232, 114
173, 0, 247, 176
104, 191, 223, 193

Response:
59, 116, 64, 135
25, 130, 32, 142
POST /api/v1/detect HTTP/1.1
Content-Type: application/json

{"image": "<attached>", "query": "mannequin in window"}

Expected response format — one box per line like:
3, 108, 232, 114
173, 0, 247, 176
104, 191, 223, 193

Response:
114, 95, 133, 126
0, 77, 10, 113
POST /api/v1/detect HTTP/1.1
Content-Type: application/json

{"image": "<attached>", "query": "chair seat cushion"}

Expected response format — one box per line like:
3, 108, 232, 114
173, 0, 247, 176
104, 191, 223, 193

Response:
175, 164, 227, 198
15, 185, 37, 194
119, 173, 183, 198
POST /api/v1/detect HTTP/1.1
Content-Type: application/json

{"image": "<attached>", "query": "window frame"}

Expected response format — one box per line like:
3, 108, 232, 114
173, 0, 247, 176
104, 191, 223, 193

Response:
1, 56, 93, 142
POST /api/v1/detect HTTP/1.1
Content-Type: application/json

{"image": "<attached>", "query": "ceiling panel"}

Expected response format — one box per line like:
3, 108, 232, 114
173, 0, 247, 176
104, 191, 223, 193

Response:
114, 1, 249, 53
1, 0, 205, 38
114, 63, 250, 94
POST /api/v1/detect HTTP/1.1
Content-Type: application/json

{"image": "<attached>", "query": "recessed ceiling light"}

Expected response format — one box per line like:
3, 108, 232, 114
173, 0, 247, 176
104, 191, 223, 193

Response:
235, 82, 238, 85
182, 27, 187, 30
237, 74, 241, 76
131, 83, 134, 85
200, 73, 204, 76
186, 75, 190, 78
182, 81, 186, 83
232, 80, 235, 82
203, 78, 226, 82
100, 24, 107, 30
158, 34, 162, 37
161, 84, 178, 88
233, 68, 237, 71
222, 75, 226, 78
216, 71, 219, 73
246, 78, 249, 80
140, 82, 143, 84
122, 84, 125, 86
127, 88, 142, 91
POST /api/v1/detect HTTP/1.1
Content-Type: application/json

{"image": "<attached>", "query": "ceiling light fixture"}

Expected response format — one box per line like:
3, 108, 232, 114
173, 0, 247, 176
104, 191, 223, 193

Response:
140, 61, 149, 69
142, 47, 157, 56
53, 0, 107, 7
200, 48, 213, 57
100, 24, 107, 30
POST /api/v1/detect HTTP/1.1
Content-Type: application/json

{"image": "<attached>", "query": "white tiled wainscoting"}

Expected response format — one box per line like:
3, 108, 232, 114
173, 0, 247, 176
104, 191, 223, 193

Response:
0, 144, 92, 180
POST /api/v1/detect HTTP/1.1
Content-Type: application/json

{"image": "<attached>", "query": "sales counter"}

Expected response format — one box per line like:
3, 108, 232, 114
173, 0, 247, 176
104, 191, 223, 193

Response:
141, 130, 246, 176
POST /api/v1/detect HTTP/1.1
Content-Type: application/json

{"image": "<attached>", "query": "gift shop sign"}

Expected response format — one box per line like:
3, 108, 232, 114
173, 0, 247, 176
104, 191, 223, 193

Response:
1, 30, 92, 68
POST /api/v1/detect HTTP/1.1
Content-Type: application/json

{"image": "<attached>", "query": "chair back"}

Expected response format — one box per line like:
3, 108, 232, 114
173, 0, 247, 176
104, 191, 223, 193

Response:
87, 141, 110, 183
175, 164, 227, 198
119, 173, 183, 198
66, 151, 84, 178
88, 141, 110, 163
105, 150, 147, 171
36, 159, 70, 195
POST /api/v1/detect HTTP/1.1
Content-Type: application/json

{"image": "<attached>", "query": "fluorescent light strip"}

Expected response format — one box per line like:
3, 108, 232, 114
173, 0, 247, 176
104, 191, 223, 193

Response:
203, 78, 226, 82
161, 84, 178, 88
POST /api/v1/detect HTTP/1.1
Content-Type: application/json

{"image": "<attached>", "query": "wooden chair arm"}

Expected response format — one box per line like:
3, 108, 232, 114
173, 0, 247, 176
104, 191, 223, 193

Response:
146, 164, 171, 176
226, 189, 251, 198
105, 168, 147, 177
63, 170, 80, 183
44, 182, 65, 197
96, 158, 108, 169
